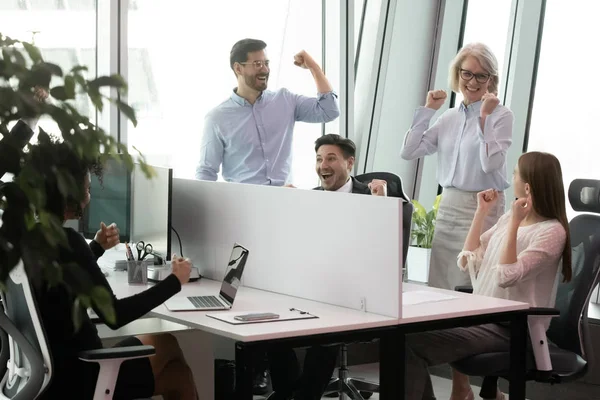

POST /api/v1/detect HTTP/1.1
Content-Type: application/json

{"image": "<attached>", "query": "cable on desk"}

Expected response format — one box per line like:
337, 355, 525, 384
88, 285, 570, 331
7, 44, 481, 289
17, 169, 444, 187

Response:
171, 226, 184, 257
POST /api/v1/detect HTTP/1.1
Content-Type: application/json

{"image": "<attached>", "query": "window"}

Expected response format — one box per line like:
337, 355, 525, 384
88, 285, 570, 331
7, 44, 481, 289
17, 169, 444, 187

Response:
127, 0, 325, 188
1, 1, 97, 142
455, 0, 513, 105
526, 1, 600, 221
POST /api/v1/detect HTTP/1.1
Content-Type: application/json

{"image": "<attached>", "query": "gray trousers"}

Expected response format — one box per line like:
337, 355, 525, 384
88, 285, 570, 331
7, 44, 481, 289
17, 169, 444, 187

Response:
405, 324, 511, 400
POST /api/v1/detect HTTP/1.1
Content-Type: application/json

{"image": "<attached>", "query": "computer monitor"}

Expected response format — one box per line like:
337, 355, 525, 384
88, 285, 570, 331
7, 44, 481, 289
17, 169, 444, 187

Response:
80, 156, 131, 242
130, 164, 173, 261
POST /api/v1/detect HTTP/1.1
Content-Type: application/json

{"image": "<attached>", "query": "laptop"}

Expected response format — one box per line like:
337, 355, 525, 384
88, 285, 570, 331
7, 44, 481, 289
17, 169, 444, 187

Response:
164, 243, 249, 311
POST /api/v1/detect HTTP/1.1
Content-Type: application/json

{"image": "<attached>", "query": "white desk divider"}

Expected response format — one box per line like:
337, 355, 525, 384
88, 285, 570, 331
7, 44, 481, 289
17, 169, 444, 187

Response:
171, 179, 403, 319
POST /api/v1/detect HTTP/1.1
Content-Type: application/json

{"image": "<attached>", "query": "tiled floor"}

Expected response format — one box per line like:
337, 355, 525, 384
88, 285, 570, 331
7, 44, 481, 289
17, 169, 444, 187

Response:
253, 362, 495, 399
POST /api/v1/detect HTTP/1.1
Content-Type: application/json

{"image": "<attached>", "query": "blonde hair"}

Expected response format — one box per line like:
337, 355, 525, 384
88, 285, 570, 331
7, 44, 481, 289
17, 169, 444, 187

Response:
448, 43, 499, 95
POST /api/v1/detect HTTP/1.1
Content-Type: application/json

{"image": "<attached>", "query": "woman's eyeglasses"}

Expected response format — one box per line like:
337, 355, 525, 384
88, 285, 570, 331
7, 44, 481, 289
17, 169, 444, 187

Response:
459, 69, 491, 84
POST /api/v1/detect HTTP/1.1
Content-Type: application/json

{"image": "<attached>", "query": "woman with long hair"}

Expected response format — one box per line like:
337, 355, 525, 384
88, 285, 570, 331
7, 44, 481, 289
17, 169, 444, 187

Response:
404, 152, 571, 400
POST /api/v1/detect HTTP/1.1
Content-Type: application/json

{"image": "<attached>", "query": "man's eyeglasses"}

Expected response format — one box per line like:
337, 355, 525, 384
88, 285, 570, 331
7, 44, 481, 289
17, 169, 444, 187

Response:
239, 60, 270, 69
459, 69, 491, 84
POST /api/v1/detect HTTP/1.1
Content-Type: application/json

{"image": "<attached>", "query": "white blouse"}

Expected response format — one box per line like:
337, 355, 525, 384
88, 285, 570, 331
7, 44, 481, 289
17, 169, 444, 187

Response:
401, 101, 514, 192
458, 212, 567, 328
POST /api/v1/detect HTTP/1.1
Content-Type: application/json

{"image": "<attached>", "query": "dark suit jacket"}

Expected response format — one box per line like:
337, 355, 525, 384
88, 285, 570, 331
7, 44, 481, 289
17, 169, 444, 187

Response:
313, 176, 372, 195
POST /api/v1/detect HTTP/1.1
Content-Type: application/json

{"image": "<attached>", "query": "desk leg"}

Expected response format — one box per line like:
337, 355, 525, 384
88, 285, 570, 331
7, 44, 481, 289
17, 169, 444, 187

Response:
509, 312, 527, 400
235, 342, 253, 400
380, 328, 403, 399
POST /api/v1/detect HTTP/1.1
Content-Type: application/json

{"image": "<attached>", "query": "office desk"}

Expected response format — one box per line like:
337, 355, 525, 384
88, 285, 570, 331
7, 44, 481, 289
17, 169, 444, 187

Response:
105, 272, 401, 398
103, 272, 529, 399
401, 283, 530, 399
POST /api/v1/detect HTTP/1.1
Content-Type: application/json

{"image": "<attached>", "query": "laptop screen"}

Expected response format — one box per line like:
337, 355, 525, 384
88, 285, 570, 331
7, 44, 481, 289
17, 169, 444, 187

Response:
219, 243, 250, 304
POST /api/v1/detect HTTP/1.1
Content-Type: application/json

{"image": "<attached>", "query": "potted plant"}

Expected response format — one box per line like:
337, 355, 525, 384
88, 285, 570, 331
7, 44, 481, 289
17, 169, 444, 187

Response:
0, 33, 152, 327
406, 194, 441, 283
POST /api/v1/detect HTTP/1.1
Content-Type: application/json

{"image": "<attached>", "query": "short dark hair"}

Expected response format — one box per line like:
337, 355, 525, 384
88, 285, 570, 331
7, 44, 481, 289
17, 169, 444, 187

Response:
314, 134, 356, 159
230, 38, 267, 71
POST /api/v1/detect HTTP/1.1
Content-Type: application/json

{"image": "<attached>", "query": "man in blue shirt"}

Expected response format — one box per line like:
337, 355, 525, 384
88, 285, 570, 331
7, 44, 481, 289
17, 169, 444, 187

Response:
195, 38, 340, 185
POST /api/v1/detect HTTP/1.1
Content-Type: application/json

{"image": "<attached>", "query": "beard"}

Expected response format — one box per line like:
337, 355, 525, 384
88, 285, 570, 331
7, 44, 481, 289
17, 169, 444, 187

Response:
244, 73, 268, 91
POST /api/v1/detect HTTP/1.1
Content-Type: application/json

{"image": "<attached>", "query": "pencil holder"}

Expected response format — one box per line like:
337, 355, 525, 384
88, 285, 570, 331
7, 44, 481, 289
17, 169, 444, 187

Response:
127, 260, 149, 285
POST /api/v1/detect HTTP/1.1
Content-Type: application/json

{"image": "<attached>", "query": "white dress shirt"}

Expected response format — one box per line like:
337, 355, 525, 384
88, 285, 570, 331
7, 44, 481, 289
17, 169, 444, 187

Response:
401, 101, 514, 191
335, 178, 353, 193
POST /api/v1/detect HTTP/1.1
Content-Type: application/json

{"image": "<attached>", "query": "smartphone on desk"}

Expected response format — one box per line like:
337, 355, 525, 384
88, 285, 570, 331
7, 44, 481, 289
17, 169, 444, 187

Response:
234, 312, 280, 322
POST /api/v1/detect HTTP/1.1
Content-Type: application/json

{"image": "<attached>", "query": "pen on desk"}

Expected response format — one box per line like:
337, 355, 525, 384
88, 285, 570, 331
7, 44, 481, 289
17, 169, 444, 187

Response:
125, 243, 135, 261
289, 307, 310, 315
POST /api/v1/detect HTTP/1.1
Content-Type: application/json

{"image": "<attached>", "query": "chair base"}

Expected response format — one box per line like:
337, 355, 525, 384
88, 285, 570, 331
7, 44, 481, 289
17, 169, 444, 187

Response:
323, 377, 378, 399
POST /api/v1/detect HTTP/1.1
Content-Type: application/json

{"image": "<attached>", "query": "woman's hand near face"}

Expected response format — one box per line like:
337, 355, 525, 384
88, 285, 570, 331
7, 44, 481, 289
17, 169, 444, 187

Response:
510, 196, 531, 225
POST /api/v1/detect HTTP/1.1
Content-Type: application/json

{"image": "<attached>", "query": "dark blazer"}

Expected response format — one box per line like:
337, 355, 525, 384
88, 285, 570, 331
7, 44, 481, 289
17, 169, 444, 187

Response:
313, 176, 372, 195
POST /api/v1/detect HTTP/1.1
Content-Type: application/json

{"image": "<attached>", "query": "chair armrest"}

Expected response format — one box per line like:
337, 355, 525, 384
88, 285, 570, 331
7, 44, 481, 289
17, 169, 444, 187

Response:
528, 307, 560, 316
79, 345, 155, 399
79, 345, 155, 361
454, 285, 473, 294
528, 315, 555, 372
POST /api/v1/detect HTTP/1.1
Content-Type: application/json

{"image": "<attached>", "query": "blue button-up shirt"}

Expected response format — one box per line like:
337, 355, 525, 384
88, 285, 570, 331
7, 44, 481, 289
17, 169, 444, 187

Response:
401, 100, 514, 191
195, 88, 340, 185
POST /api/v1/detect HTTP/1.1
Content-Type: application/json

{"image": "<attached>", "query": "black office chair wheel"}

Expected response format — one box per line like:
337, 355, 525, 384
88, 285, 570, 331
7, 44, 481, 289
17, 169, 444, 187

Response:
360, 392, 373, 399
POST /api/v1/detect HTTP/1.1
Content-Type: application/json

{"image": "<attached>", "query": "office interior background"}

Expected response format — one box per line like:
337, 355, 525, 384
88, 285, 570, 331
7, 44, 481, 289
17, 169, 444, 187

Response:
3, 0, 600, 397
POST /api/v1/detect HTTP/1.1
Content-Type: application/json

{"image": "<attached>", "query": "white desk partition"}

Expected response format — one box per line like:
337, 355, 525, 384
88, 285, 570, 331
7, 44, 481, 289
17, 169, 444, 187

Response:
171, 179, 403, 319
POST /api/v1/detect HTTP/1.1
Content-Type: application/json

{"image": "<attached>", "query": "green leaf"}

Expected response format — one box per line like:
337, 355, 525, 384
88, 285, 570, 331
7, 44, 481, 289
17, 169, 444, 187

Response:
138, 161, 156, 179
73, 72, 87, 88
24, 210, 36, 230
54, 167, 78, 199
70, 65, 88, 73
11, 48, 26, 67
86, 87, 103, 112
39, 62, 63, 77
22, 42, 43, 63
72, 296, 84, 332
433, 194, 442, 211
115, 99, 137, 127
411, 199, 427, 220
89, 74, 127, 90
64, 75, 76, 99
43, 261, 63, 287
50, 86, 68, 101
90, 286, 116, 325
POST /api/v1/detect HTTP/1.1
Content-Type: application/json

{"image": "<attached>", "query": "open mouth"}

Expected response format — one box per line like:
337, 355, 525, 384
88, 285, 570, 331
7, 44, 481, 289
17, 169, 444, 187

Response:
465, 85, 480, 93
257, 75, 268, 83
321, 173, 334, 183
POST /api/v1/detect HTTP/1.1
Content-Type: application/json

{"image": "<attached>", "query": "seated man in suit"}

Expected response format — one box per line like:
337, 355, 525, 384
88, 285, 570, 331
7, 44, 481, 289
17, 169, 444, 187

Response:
313, 133, 386, 195
267, 134, 386, 400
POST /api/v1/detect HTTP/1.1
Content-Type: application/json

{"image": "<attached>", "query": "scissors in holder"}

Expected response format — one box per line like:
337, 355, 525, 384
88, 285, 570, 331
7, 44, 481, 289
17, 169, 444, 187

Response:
136, 241, 153, 261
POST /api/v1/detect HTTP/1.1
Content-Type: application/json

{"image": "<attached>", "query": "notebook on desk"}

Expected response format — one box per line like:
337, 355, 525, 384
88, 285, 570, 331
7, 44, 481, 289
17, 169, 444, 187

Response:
164, 243, 249, 311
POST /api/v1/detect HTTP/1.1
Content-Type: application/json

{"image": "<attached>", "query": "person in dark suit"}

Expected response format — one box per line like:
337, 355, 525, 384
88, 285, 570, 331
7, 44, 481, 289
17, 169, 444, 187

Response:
312, 134, 387, 196
267, 134, 386, 400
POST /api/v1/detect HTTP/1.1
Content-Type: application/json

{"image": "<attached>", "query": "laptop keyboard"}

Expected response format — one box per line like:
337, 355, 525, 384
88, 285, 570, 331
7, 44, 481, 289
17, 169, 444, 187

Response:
188, 296, 223, 308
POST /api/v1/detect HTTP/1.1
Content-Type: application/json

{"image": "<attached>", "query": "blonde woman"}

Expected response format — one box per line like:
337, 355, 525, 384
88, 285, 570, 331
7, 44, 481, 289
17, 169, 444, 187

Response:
401, 42, 513, 290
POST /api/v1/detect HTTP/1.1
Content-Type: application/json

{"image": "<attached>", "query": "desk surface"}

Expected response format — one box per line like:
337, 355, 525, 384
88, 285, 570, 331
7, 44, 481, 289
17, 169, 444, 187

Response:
401, 283, 529, 324
105, 271, 529, 342
107, 272, 398, 342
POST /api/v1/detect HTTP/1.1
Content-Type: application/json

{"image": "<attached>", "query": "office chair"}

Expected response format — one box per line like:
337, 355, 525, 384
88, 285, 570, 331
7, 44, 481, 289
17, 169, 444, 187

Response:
451, 179, 600, 399
0, 260, 155, 399
323, 172, 412, 400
